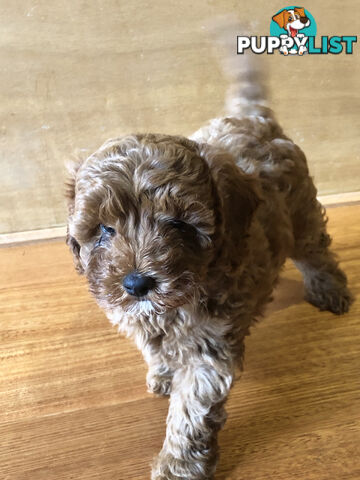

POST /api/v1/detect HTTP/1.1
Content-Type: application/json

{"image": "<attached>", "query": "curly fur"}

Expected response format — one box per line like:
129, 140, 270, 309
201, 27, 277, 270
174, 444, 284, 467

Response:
66, 44, 352, 480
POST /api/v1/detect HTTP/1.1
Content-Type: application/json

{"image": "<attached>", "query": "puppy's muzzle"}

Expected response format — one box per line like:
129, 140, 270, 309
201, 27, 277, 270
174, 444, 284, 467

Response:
123, 271, 155, 297
300, 16, 309, 25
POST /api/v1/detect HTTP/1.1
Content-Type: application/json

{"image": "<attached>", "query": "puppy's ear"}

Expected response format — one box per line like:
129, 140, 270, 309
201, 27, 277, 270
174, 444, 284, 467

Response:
65, 157, 83, 215
66, 232, 84, 274
65, 157, 84, 274
294, 7, 306, 17
200, 146, 261, 248
272, 10, 287, 28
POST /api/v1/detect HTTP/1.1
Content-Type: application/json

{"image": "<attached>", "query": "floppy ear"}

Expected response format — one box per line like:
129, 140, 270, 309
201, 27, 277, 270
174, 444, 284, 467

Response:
272, 10, 287, 28
66, 232, 84, 274
199, 146, 261, 252
65, 158, 84, 274
294, 7, 306, 17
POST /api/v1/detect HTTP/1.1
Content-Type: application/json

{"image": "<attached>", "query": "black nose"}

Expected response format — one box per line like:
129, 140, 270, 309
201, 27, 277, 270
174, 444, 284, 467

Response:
300, 16, 309, 24
123, 272, 155, 297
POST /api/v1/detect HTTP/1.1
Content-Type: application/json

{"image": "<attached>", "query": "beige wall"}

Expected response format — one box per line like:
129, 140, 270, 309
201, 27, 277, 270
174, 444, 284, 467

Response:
1, 0, 359, 235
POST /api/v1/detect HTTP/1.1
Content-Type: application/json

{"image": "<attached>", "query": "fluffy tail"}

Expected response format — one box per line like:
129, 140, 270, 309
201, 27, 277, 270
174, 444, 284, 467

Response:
205, 17, 269, 118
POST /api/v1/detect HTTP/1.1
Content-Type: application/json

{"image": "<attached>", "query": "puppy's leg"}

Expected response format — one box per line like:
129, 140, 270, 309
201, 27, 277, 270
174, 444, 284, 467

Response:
292, 196, 353, 314
152, 355, 233, 480
146, 361, 174, 397
142, 338, 174, 396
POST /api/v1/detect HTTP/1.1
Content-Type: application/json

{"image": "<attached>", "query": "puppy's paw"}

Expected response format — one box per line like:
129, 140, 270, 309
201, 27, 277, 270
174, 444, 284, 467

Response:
151, 471, 175, 480
146, 370, 173, 396
305, 270, 354, 315
151, 452, 211, 480
151, 453, 177, 480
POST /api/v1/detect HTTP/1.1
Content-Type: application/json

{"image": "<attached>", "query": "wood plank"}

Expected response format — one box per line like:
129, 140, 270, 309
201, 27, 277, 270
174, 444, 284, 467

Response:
0, 204, 359, 479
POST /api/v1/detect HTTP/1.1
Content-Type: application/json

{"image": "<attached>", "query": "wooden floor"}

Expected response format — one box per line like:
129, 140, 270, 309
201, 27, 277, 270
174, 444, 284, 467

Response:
1, 204, 359, 480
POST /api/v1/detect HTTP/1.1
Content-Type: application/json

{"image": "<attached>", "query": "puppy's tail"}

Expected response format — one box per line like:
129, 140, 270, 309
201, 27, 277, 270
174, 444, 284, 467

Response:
206, 17, 270, 118
224, 54, 269, 118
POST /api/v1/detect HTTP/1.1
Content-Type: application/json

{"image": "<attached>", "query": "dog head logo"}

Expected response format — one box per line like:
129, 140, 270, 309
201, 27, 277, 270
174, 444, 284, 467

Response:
270, 6, 316, 55
272, 7, 310, 37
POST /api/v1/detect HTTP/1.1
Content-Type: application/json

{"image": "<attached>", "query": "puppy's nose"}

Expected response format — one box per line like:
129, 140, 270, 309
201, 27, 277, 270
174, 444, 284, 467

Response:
300, 16, 309, 24
123, 272, 155, 297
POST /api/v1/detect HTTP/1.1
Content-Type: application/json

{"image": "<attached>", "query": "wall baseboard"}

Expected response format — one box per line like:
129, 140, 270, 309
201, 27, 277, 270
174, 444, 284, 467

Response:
318, 191, 360, 207
1, 191, 359, 247
0, 226, 67, 247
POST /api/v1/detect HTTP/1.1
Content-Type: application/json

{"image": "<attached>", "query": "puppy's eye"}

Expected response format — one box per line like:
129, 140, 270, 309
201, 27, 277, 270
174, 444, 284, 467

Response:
288, 16, 293, 21
166, 218, 211, 249
100, 224, 115, 235
95, 224, 116, 248
168, 219, 193, 234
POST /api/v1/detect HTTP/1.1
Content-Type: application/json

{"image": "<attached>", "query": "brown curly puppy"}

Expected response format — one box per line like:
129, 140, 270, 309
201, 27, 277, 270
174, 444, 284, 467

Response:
66, 52, 352, 479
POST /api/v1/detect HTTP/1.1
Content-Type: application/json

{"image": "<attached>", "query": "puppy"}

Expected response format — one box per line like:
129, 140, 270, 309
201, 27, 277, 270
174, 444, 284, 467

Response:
66, 34, 352, 480
272, 7, 311, 55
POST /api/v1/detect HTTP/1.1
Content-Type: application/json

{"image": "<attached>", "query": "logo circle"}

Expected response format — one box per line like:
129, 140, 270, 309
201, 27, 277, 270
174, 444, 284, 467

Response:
270, 6, 317, 38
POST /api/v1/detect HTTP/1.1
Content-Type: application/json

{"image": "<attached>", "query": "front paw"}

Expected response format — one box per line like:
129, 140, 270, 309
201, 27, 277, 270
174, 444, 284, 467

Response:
151, 452, 176, 480
146, 370, 172, 396
151, 451, 214, 480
